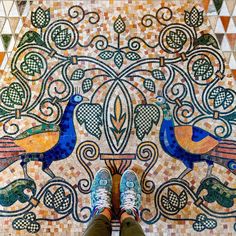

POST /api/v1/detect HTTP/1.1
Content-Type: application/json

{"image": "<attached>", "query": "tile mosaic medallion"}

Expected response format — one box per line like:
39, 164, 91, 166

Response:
0, 0, 236, 235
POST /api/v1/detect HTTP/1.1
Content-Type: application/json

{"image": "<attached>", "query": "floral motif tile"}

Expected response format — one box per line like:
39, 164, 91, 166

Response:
0, 0, 236, 235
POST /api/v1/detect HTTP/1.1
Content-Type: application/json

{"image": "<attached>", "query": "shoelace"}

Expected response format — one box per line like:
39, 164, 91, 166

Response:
94, 188, 111, 209
121, 189, 137, 210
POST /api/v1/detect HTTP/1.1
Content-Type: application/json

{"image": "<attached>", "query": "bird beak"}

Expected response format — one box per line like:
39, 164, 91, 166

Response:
149, 98, 156, 103
83, 96, 90, 102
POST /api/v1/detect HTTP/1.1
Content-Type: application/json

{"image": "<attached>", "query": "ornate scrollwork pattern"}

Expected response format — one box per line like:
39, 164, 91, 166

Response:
76, 141, 100, 194
136, 142, 159, 194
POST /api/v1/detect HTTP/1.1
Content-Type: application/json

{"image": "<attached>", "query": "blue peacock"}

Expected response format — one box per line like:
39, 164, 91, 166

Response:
152, 96, 236, 179
0, 92, 87, 180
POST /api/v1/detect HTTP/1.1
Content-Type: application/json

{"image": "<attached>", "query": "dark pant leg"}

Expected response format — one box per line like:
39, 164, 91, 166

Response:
83, 214, 112, 236
120, 217, 145, 236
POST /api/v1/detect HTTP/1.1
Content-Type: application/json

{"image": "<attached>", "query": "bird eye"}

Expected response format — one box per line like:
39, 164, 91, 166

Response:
74, 95, 82, 102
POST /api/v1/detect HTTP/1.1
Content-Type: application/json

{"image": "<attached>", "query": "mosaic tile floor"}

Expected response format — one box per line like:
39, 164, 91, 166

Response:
0, 0, 236, 235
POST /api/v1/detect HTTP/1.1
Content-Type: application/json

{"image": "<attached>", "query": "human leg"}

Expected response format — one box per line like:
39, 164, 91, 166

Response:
120, 216, 145, 236
119, 170, 145, 236
83, 168, 113, 236
83, 211, 112, 236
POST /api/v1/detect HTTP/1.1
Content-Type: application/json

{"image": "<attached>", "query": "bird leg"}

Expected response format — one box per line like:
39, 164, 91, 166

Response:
43, 167, 64, 182
22, 164, 33, 181
202, 164, 220, 182
178, 167, 192, 179
206, 164, 213, 177
43, 167, 56, 178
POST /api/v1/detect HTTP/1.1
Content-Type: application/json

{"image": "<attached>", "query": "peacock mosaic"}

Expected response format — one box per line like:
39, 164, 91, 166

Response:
0, 0, 235, 235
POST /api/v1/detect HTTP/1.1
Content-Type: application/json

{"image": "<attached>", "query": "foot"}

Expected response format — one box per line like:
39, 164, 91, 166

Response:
201, 174, 220, 183
24, 176, 34, 182
170, 178, 190, 186
201, 164, 220, 183
48, 176, 65, 182
178, 167, 192, 179
22, 164, 33, 181
43, 167, 57, 179
23, 171, 34, 181
91, 168, 112, 215
120, 170, 142, 220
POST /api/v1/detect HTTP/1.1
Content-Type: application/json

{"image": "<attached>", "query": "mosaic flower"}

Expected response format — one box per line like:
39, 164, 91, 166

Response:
193, 214, 217, 232
192, 58, 213, 80
161, 189, 188, 213
166, 30, 187, 49
114, 15, 126, 34
51, 26, 72, 48
209, 86, 235, 109
12, 212, 40, 233
44, 187, 71, 214
0, 83, 25, 108
21, 53, 44, 76
184, 7, 203, 28
31, 7, 50, 28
